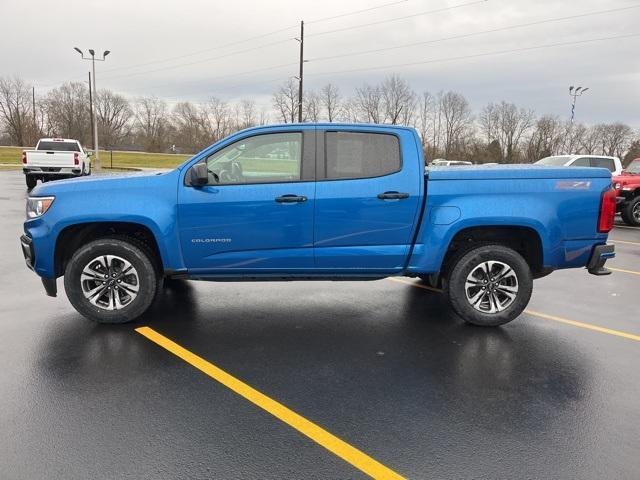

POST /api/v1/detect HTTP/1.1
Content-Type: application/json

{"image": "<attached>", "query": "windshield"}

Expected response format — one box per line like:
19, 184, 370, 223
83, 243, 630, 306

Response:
37, 141, 80, 152
625, 160, 640, 174
535, 155, 571, 166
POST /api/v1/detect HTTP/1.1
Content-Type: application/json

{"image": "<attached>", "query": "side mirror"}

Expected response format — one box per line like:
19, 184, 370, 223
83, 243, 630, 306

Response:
86, 150, 93, 156
189, 163, 209, 187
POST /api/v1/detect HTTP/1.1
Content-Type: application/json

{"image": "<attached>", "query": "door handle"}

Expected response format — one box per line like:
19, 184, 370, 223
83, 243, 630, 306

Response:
377, 191, 409, 200
275, 194, 307, 203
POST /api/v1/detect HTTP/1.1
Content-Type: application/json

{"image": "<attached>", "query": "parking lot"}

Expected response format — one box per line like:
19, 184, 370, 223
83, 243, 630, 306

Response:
1, 170, 638, 479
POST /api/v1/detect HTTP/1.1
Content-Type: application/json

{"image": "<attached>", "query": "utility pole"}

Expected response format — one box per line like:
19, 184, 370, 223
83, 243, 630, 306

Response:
569, 85, 589, 125
74, 47, 110, 169
88, 71, 95, 153
297, 20, 304, 123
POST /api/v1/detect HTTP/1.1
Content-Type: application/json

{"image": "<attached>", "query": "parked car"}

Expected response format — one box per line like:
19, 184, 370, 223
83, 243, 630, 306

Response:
535, 154, 623, 175
431, 159, 473, 166
20, 123, 615, 326
613, 158, 640, 226
22, 138, 92, 190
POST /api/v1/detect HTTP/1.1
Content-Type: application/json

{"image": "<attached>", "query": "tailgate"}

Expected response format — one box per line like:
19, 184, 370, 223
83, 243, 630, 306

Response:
26, 151, 76, 168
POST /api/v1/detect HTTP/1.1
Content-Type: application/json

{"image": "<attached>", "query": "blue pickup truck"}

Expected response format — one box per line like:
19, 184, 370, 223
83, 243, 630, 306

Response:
20, 123, 616, 326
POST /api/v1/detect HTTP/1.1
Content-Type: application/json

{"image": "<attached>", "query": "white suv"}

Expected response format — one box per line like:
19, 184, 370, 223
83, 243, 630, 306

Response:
535, 155, 623, 176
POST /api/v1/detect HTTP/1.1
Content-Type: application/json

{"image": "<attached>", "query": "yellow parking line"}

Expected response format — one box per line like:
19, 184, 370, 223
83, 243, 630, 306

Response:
388, 278, 640, 342
135, 326, 405, 480
609, 266, 640, 276
524, 310, 640, 342
610, 238, 640, 246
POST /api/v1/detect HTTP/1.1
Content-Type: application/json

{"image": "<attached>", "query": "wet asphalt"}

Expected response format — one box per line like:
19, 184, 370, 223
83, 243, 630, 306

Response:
0, 170, 638, 480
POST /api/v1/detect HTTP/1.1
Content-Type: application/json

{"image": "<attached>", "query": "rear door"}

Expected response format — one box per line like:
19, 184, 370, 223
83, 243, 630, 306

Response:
178, 128, 316, 273
313, 127, 422, 272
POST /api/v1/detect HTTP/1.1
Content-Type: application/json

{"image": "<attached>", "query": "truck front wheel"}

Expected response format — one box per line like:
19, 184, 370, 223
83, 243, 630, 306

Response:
620, 196, 640, 226
25, 176, 37, 190
446, 244, 533, 327
64, 237, 159, 323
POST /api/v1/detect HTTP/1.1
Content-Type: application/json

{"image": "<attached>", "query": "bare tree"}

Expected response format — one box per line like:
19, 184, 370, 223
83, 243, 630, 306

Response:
95, 89, 132, 149
202, 97, 230, 143
380, 75, 416, 125
525, 115, 563, 162
440, 91, 473, 158
319, 83, 341, 122
416, 91, 434, 158
272, 79, 299, 123
354, 83, 383, 123
304, 90, 321, 122
45, 82, 91, 145
479, 101, 534, 163
597, 122, 633, 157
0, 76, 34, 146
240, 99, 257, 130
172, 102, 207, 151
134, 96, 168, 152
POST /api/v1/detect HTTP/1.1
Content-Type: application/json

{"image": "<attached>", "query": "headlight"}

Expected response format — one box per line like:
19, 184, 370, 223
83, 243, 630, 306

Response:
614, 182, 621, 189
26, 196, 55, 219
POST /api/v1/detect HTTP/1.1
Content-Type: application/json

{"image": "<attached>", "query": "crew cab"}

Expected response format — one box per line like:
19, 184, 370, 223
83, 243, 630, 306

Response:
614, 158, 640, 226
22, 138, 92, 190
535, 154, 623, 176
20, 124, 616, 326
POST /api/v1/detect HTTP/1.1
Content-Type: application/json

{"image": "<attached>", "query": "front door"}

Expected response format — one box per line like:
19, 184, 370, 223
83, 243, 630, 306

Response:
178, 129, 316, 274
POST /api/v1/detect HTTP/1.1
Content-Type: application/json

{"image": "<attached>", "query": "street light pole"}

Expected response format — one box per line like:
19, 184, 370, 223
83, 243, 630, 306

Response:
569, 85, 589, 125
74, 47, 110, 169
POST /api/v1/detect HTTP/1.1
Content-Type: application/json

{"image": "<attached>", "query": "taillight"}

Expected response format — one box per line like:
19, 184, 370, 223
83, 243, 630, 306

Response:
74, 152, 79, 165
598, 187, 616, 233
22, 151, 27, 164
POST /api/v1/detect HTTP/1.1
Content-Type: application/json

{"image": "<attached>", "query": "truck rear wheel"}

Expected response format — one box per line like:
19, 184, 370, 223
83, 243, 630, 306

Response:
446, 244, 533, 326
25, 176, 37, 190
620, 196, 640, 226
63, 237, 159, 323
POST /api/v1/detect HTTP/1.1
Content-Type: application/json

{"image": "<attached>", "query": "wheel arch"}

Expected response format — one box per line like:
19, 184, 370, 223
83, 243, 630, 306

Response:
54, 221, 164, 277
440, 225, 544, 279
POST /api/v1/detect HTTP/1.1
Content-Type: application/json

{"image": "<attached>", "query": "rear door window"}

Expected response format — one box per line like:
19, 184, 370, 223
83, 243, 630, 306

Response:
324, 131, 400, 180
590, 157, 616, 172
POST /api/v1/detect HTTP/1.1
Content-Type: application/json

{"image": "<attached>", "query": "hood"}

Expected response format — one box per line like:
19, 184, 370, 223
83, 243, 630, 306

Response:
31, 170, 177, 196
428, 164, 612, 180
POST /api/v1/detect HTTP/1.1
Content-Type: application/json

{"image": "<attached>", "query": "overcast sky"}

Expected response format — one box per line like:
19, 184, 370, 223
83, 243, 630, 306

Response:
2, 0, 639, 125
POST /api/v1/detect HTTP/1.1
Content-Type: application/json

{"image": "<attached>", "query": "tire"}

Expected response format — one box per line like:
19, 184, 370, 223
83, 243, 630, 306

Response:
620, 196, 640, 226
25, 176, 37, 190
63, 237, 159, 323
445, 244, 533, 327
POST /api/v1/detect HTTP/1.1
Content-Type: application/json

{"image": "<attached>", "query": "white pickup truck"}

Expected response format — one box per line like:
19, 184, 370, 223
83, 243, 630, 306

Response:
22, 138, 92, 190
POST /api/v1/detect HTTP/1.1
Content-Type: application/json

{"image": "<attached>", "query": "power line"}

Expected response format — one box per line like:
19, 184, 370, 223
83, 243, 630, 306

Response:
306, 0, 410, 24
100, 38, 294, 81
61, 0, 419, 85
308, 4, 640, 63
99, 25, 299, 75
307, 0, 489, 38
145, 32, 637, 99
305, 32, 640, 78
101, 0, 487, 84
